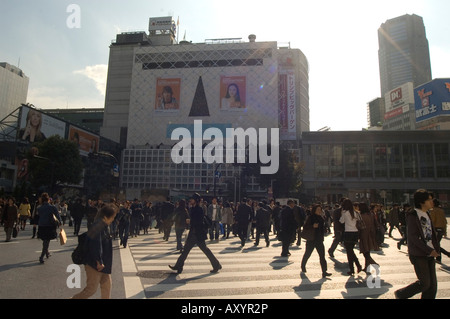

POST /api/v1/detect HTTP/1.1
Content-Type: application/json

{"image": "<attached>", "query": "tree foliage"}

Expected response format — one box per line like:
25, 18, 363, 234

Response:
28, 135, 83, 191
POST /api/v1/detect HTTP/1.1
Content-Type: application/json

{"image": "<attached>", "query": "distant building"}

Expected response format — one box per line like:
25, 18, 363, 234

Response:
101, 16, 310, 199
378, 14, 432, 97
45, 108, 104, 134
0, 62, 29, 120
302, 130, 450, 205
367, 97, 385, 128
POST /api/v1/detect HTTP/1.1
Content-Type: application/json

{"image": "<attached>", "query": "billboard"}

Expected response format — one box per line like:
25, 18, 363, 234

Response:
17, 105, 66, 143
279, 69, 296, 140
220, 76, 247, 111
68, 125, 100, 157
155, 78, 181, 111
415, 79, 450, 122
384, 82, 414, 120
149, 16, 175, 34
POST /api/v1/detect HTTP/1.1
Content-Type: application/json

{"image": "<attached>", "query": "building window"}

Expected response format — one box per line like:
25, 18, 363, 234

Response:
344, 144, 358, 178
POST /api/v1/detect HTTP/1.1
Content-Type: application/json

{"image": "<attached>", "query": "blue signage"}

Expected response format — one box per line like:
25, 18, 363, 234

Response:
415, 78, 450, 122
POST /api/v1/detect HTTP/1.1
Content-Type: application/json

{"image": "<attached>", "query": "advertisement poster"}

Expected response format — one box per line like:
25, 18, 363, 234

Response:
415, 79, 450, 122
69, 125, 99, 157
220, 76, 246, 110
279, 70, 296, 140
17, 106, 66, 143
155, 78, 181, 111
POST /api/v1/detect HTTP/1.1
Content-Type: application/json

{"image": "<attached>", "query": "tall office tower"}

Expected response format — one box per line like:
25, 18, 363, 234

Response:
0, 62, 29, 119
378, 14, 432, 97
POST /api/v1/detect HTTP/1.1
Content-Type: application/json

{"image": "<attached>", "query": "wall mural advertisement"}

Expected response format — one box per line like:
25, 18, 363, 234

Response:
69, 125, 100, 157
220, 76, 246, 110
155, 78, 181, 111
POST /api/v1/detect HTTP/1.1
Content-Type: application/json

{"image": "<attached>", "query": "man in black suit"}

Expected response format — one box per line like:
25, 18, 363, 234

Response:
280, 200, 297, 257
235, 198, 253, 247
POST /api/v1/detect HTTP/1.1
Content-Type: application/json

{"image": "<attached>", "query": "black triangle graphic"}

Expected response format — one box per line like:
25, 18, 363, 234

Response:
189, 76, 210, 117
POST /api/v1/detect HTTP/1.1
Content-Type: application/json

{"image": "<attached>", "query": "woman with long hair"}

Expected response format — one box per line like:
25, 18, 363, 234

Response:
339, 198, 362, 275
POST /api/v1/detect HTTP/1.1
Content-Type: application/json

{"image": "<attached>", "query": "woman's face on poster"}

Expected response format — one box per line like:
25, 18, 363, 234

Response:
228, 85, 238, 98
29, 111, 41, 128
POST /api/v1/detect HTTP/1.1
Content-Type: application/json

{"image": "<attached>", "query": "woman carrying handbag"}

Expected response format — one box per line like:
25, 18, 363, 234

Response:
37, 193, 62, 264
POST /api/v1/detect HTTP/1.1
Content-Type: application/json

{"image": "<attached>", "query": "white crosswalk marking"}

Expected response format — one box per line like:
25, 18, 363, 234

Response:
120, 229, 450, 299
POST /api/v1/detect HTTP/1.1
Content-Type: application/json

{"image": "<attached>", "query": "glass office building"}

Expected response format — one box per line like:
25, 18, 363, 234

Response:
302, 130, 450, 205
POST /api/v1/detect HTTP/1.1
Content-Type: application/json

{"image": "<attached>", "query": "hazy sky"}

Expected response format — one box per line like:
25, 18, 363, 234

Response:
1, 0, 449, 131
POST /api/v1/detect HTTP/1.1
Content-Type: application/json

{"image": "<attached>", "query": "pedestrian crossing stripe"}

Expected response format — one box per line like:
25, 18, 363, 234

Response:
120, 229, 450, 299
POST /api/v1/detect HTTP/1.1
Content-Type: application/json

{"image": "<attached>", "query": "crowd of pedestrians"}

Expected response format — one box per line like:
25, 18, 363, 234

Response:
1, 188, 448, 299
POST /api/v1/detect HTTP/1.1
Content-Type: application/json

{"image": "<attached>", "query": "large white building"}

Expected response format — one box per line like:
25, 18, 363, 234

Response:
0, 62, 29, 120
101, 17, 309, 199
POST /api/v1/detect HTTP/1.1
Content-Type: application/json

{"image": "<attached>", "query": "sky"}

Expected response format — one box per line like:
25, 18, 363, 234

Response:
1, 0, 449, 131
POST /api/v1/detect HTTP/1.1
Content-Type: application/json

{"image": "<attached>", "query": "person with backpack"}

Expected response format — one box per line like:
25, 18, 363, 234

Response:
72, 204, 118, 299
169, 193, 221, 274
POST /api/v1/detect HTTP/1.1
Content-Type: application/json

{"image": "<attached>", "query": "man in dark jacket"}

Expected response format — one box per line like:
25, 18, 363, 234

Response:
395, 189, 440, 299
169, 193, 221, 274
280, 200, 297, 257
160, 197, 175, 241
254, 202, 271, 247
70, 198, 85, 236
235, 198, 253, 247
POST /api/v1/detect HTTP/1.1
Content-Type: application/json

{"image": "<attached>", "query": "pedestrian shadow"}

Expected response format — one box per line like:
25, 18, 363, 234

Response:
293, 273, 330, 299
340, 272, 392, 299
328, 257, 349, 275
269, 257, 293, 270
139, 270, 215, 298
0, 260, 41, 273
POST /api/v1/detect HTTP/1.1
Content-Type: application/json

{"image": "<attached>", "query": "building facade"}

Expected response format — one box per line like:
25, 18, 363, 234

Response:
378, 14, 432, 97
0, 62, 29, 120
302, 130, 450, 205
101, 17, 310, 199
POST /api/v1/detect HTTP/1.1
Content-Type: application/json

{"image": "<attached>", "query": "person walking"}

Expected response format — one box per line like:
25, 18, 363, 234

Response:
279, 200, 297, 257
169, 193, 221, 274
235, 198, 253, 247
207, 197, 222, 241
397, 203, 409, 250
37, 193, 62, 263
70, 198, 85, 236
328, 201, 344, 258
358, 202, 379, 271
2, 197, 19, 242
160, 197, 175, 241
72, 204, 118, 299
173, 199, 190, 252
339, 198, 362, 275
395, 189, 440, 299
430, 199, 450, 263
300, 204, 331, 278
221, 201, 234, 239
388, 203, 403, 238
142, 201, 152, 235
30, 197, 42, 239
130, 199, 143, 237
18, 197, 31, 230
117, 201, 131, 248
254, 202, 271, 247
